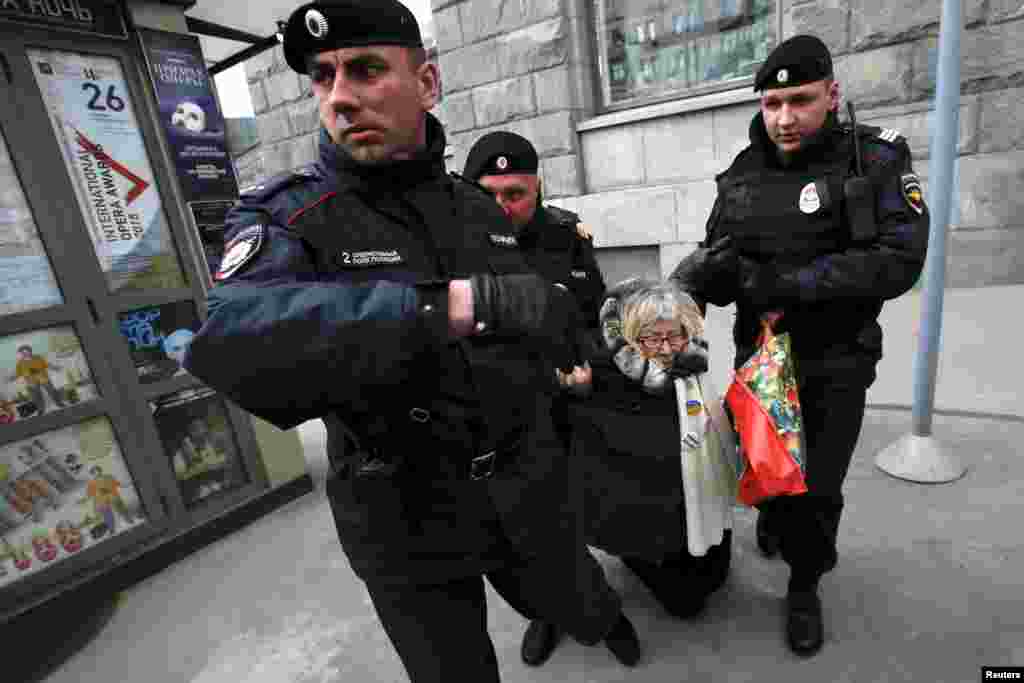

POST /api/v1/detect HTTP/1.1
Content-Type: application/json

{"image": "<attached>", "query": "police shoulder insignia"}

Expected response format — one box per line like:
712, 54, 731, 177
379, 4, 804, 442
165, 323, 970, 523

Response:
901, 173, 925, 215
215, 224, 265, 281
575, 222, 593, 240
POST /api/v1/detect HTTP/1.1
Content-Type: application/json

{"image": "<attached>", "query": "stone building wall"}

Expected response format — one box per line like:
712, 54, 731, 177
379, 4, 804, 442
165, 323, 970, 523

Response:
237, 1, 1024, 287
431, 0, 1024, 288
235, 42, 320, 191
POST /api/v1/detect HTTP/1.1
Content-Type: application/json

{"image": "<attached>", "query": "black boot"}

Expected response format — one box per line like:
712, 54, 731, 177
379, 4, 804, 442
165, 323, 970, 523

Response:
756, 508, 780, 558
603, 613, 641, 667
786, 589, 824, 657
520, 620, 560, 666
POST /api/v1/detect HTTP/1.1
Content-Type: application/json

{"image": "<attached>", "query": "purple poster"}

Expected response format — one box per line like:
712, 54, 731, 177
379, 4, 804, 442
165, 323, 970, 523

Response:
139, 29, 239, 202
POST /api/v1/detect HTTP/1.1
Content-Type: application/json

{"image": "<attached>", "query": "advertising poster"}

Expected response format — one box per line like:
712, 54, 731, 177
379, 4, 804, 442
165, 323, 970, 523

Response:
28, 48, 186, 293
139, 29, 239, 203
117, 301, 200, 384
150, 387, 247, 508
0, 327, 97, 426
0, 418, 145, 588
189, 199, 235, 277
0, 130, 63, 316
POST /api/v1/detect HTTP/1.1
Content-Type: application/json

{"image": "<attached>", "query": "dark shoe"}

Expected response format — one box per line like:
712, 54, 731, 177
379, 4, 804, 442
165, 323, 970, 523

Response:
786, 590, 824, 657
603, 614, 641, 667
756, 509, 780, 558
520, 620, 560, 667
623, 555, 708, 620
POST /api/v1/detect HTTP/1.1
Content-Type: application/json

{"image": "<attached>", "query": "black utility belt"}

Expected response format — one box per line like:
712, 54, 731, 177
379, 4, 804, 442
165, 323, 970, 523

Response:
349, 409, 525, 482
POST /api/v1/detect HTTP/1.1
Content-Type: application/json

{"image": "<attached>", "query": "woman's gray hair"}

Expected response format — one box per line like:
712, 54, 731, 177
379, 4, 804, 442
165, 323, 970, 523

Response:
619, 280, 705, 346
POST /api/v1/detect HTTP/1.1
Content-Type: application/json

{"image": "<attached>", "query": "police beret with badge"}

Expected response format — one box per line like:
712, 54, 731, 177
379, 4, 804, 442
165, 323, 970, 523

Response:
282, 0, 423, 75
754, 34, 833, 92
463, 131, 540, 182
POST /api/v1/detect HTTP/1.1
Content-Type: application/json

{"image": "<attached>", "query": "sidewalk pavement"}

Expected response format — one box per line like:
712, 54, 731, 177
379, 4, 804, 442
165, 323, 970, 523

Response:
37, 408, 1024, 683
34, 285, 1023, 683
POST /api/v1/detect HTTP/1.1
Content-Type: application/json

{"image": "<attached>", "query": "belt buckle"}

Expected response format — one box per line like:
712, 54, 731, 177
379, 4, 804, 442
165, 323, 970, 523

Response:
470, 450, 497, 481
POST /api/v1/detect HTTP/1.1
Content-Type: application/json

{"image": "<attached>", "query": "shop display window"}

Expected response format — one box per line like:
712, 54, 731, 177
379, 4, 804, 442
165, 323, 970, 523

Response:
0, 327, 98, 427
595, 0, 778, 108
117, 302, 200, 385
0, 418, 146, 588
150, 387, 248, 509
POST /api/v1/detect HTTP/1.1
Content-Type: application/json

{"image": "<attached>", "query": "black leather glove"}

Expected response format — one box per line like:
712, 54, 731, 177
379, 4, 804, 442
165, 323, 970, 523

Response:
470, 273, 579, 372
667, 339, 709, 378
671, 235, 738, 293
737, 257, 801, 307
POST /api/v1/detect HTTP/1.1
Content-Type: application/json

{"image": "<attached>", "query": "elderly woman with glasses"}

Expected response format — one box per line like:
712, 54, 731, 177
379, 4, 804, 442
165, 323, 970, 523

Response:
520, 278, 738, 666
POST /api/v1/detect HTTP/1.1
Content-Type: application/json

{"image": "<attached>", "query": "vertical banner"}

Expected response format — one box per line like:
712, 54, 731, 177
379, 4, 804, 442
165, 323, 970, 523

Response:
29, 49, 186, 292
138, 29, 239, 203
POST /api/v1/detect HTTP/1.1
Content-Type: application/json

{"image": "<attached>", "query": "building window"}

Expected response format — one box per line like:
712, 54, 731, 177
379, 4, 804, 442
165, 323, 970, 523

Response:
595, 0, 780, 110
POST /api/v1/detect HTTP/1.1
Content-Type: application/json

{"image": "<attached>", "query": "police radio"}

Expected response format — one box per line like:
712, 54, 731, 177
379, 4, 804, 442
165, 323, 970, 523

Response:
845, 102, 878, 242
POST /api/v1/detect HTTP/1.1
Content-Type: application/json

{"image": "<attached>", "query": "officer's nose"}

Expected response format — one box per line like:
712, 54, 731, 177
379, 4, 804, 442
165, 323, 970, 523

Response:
327, 72, 360, 114
777, 104, 796, 128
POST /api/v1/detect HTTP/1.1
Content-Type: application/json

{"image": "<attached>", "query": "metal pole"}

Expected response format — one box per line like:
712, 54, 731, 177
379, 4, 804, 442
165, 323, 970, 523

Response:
874, 0, 967, 483
911, 0, 961, 437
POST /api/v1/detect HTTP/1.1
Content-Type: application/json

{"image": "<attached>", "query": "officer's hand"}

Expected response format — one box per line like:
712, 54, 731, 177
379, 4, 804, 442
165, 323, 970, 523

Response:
673, 235, 737, 291
557, 363, 593, 396
667, 345, 709, 379
470, 273, 579, 368
737, 257, 799, 307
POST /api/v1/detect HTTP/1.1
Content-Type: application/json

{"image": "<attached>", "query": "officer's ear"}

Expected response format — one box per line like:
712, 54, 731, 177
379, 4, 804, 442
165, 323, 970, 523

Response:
826, 78, 840, 113
409, 48, 440, 110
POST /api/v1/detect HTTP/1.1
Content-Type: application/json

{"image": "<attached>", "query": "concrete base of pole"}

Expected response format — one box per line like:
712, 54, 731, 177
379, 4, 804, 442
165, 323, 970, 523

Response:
874, 433, 968, 483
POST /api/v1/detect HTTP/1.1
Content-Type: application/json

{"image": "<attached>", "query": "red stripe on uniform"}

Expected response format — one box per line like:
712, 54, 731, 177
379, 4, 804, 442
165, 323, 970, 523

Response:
288, 192, 337, 225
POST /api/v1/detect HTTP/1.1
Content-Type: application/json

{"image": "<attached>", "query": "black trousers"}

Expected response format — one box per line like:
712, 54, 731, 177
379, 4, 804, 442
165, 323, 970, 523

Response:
759, 379, 867, 584
364, 543, 621, 683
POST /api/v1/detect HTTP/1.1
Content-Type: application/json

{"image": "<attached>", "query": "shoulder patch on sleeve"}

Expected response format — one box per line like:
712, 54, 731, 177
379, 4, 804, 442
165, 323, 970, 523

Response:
215, 224, 265, 281
575, 222, 593, 241
901, 173, 925, 215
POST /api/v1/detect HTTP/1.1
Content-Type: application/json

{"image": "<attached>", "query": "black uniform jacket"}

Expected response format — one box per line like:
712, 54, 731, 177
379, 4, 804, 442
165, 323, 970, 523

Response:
517, 205, 606, 330
184, 116, 579, 585
673, 112, 928, 384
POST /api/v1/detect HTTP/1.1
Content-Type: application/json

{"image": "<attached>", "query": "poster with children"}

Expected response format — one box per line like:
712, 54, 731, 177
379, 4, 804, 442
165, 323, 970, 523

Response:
0, 326, 98, 427
0, 418, 146, 589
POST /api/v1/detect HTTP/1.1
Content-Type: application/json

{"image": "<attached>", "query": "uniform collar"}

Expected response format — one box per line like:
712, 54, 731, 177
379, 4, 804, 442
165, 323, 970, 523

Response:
318, 113, 448, 191
516, 203, 548, 243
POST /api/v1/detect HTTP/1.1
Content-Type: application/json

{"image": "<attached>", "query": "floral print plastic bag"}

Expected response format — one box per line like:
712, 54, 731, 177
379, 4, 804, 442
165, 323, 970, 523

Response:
725, 317, 808, 506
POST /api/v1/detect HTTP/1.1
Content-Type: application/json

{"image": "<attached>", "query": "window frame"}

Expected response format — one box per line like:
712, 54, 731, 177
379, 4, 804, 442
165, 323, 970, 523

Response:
592, 0, 785, 114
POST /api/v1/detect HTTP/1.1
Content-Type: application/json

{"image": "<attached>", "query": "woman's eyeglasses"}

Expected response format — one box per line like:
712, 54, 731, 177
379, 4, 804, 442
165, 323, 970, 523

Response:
637, 333, 689, 351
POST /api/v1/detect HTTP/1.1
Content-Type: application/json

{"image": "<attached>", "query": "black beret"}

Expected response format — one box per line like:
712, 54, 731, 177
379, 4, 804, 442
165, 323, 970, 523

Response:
754, 34, 833, 92
463, 131, 539, 181
283, 0, 423, 74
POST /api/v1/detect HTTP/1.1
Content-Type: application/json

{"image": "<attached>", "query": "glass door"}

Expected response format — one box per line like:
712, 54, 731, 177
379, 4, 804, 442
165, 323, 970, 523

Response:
0, 26, 268, 611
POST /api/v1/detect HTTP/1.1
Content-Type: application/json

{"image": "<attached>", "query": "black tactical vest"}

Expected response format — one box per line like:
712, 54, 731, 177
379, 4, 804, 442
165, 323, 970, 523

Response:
715, 154, 852, 265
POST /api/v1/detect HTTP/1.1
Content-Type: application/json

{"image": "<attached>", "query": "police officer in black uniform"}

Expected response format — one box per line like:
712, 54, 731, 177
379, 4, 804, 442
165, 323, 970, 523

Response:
182, 2, 641, 680
672, 34, 928, 657
462, 133, 608, 665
